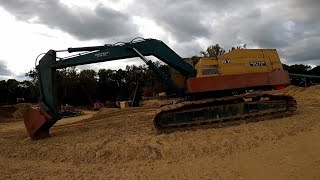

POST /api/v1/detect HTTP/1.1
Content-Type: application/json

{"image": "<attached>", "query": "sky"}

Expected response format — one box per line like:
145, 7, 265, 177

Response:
0, 0, 319, 80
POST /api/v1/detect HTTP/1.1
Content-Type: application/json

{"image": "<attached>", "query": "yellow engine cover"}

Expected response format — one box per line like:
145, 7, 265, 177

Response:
195, 49, 284, 77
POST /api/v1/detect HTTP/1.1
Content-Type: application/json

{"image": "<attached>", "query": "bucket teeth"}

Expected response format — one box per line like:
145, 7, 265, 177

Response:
23, 106, 52, 140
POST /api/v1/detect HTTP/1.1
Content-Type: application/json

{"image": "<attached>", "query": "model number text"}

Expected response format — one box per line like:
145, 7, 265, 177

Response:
94, 52, 109, 58
250, 61, 266, 66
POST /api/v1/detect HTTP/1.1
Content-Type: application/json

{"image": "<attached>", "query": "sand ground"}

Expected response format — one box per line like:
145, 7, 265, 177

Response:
0, 86, 319, 179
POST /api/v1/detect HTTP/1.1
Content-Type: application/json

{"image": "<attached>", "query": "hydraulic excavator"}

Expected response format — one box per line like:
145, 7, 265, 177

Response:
24, 38, 297, 140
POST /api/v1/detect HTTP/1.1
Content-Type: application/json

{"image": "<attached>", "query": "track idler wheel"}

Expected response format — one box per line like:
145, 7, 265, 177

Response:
23, 106, 53, 140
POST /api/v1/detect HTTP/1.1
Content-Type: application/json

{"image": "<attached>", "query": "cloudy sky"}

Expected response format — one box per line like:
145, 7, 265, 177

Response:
0, 0, 319, 80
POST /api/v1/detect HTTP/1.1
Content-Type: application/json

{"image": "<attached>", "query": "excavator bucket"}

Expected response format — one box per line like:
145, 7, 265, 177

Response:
23, 106, 53, 140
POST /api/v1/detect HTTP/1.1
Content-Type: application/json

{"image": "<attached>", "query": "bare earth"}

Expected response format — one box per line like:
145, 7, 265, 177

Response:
0, 86, 320, 179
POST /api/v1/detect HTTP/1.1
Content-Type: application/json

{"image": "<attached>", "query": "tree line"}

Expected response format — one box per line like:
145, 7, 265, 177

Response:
0, 63, 171, 105
0, 44, 319, 105
1, 63, 318, 105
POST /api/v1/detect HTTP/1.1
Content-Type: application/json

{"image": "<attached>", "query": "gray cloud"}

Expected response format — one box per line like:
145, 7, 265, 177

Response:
0, 0, 319, 65
280, 36, 320, 63
130, 0, 320, 64
132, 0, 212, 41
0, 0, 140, 40
0, 61, 13, 76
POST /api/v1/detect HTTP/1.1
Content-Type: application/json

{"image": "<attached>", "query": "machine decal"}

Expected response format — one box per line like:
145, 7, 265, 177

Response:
250, 61, 266, 66
222, 59, 231, 64
94, 51, 110, 58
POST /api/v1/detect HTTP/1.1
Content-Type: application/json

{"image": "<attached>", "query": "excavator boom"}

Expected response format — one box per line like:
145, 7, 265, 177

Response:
25, 38, 196, 140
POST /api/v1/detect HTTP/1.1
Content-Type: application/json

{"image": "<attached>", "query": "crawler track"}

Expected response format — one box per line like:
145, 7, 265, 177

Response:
154, 93, 297, 133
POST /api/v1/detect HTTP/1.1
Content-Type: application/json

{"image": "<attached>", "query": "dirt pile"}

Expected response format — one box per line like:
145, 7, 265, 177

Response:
279, 85, 320, 97
0, 106, 17, 118
140, 99, 175, 108
279, 85, 320, 107
12, 103, 33, 118
0, 86, 319, 179
0, 103, 33, 121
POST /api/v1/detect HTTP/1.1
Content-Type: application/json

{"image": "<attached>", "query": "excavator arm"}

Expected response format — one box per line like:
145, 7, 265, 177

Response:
25, 38, 196, 140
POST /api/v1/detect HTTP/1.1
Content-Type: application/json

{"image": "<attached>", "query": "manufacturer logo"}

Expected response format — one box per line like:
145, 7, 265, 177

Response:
221, 59, 231, 64
250, 61, 266, 66
94, 52, 109, 58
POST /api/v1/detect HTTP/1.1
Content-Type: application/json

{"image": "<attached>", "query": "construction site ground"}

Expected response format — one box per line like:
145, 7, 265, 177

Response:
0, 86, 320, 179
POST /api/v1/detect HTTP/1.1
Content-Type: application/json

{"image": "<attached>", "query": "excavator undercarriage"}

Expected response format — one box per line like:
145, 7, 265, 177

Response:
154, 93, 297, 132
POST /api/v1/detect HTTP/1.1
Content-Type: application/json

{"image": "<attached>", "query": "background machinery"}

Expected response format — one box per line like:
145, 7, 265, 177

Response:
24, 38, 297, 140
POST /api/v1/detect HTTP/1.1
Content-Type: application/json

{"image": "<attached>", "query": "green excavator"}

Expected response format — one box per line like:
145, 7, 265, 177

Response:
24, 38, 296, 140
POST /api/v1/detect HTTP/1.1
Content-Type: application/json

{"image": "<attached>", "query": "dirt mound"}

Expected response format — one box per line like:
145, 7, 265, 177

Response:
0, 103, 33, 121
95, 107, 120, 116
12, 103, 33, 118
140, 99, 175, 108
272, 85, 320, 112
91, 107, 154, 121
279, 85, 320, 99
0, 106, 17, 118
278, 85, 305, 95
1, 86, 320, 179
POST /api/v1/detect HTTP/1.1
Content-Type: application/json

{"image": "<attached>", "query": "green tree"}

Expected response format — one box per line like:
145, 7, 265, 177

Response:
310, 66, 320, 76
200, 44, 226, 59
282, 64, 290, 71
287, 64, 311, 74
97, 68, 118, 101
184, 56, 202, 66
25, 69, 38, 84
77, 69, 98, 104
0, 80, 8, 103
230, 44, 247, 51
20, 80, 39, 102
6, 79, 20, 104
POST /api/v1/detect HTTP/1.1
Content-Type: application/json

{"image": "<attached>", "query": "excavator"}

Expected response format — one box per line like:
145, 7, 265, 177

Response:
24, 38, 297, 140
